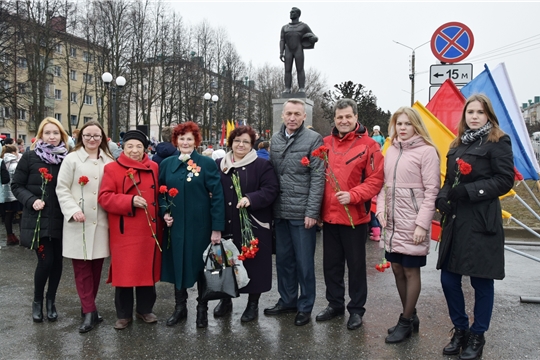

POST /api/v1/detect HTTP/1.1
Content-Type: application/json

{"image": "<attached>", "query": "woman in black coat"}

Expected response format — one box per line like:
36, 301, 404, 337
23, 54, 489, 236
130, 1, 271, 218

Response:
12, 117, 70, 323
436, 94, 514, 360
214, 126, 279, 322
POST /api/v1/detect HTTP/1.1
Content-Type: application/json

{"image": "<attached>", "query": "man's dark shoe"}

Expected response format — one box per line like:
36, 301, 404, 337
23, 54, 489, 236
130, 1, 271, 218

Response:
213, 298, 233, 317
294, 312, 311, 326
316, 306, 345, 321
347, 313, 363, 330
264, 303, 297, 316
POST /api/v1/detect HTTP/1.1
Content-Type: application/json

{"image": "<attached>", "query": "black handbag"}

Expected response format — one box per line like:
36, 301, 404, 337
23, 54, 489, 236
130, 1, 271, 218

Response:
200, 242, 239, 301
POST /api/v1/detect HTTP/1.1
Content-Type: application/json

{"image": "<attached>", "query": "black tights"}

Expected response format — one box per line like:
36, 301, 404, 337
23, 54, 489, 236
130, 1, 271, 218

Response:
34, 237, 63, 302
4, 210, 15, 234
248, 293, 261, 303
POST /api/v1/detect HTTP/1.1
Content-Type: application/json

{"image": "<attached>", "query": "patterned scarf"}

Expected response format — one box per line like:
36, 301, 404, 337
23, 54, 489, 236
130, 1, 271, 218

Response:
34, 140, 68, 165
461, 122, 493, 145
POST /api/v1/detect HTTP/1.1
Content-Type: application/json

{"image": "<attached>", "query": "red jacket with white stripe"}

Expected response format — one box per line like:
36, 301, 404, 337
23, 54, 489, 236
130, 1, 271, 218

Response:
321, 124, 384, 226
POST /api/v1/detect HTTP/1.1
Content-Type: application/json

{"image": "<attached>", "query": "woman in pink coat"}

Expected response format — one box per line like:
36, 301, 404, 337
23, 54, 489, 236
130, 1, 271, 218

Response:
376, 107, 440, 343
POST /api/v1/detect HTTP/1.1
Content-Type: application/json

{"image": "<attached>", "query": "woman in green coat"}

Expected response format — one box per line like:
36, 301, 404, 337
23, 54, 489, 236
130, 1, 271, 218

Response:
159, 121, 225, 328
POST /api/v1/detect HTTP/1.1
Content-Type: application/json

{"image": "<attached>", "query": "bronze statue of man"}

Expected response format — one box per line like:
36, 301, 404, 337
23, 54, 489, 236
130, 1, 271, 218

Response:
280, 7, 318, 94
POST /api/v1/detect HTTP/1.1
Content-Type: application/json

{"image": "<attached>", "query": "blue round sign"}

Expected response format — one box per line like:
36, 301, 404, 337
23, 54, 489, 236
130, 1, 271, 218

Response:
431, 22, 474, 63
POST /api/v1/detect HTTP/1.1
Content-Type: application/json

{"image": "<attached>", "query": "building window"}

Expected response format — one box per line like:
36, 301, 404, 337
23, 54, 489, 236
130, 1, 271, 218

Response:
1, 107, 10, 118
54, 43, 62, 54
54, 113, 62, 122
54, 66, 61, 77
70, 92, 77, 103
84, 117, 92, 123
83, 73, 93, 84
70, 47, 76, 57
2, 80, 9, 90
70, 70, 77, 81
97, 98, 103, 107
17, 57, 27, 68
70, 115, 77, 125
18, 83, 26, 95
18, 108, 26, 120
84, 95, 93, 105
45, 84, 53, 98
54, 89, 62, 100
83, 51, 93, 62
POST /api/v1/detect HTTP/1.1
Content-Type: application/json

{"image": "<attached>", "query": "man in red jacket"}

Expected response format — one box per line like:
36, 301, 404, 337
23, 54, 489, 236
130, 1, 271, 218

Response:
315, 98, 384, 330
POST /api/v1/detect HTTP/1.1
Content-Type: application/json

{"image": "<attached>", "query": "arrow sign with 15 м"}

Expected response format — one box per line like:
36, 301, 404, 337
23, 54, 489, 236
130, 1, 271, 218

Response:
431, 22, 474, 63
430, 63, 473, 85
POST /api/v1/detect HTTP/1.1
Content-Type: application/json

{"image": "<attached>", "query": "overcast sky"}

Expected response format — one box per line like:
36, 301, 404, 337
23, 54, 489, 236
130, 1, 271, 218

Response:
163, 1, 540, 114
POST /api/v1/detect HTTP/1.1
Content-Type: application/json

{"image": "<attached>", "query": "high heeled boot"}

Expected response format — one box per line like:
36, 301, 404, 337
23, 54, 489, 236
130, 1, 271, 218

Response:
79, 311, 98, 333
443, 327, 470, 355
166, 288, 188, 326
459, 332, 485, 360
241, 299, 259, 322
46, 299, 58, 322
385, 315, 414, 343
388, 308, 419, 333
32, 300, 43, 323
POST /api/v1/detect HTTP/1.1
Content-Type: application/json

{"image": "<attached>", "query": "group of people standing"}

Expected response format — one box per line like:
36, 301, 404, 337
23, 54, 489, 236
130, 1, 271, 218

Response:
11, 93, 512, 360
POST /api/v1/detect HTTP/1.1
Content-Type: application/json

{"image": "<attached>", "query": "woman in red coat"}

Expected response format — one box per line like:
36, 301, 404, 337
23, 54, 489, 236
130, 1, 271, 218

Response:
98, 130, 162, 330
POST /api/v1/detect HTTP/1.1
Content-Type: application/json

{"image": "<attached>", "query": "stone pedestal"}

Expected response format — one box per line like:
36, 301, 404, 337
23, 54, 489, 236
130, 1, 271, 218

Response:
272, 97, 314, 136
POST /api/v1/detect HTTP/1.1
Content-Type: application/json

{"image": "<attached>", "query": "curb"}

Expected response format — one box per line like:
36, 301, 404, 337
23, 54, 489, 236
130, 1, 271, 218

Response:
504, 227, 540, 241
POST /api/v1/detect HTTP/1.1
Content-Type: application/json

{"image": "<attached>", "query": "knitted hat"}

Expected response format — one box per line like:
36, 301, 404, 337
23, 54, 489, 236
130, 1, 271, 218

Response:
373, 125, 380, 131
123, 130, 149, 149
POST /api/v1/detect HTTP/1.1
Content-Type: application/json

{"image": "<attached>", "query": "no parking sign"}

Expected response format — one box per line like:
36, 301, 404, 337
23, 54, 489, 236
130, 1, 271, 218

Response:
431, 22, 474, 63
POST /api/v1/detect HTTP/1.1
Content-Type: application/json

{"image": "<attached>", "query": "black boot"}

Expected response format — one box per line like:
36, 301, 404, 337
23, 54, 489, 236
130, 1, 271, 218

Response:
213, 298, 233, 317
241, 300, 259, 322
46, 299, 58, 322
32, 301, 43, 323
81, 307, 103, 322
196, 302, 208, 328
79, 311, 97, 333
459, 332, 485, 360
166, 288, 188, 326
385, 315, 413, 343
388, 308, 419, 334
443, 327, 470, 355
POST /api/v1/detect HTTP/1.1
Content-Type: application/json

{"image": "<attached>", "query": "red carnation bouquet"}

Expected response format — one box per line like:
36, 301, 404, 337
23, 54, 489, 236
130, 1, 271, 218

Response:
31, 168, 53, 250
159, 185, 179, 249
79, 176, 89, 260
126, 168, 162, 252
301, 145, 355, 228
231, 173, 259, 260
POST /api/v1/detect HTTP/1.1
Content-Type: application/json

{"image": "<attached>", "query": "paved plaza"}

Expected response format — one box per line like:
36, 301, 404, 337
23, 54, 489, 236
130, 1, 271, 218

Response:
1, 226, 539, 359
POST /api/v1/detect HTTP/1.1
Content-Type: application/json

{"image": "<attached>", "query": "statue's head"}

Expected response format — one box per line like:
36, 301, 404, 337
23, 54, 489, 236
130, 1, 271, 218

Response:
290, 7, 301, 19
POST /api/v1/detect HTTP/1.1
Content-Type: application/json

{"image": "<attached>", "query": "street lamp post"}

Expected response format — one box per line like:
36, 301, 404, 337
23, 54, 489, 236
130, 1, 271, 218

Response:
393, 40, 429, 106
204, 93, 219, 146
101, 72, 126, 142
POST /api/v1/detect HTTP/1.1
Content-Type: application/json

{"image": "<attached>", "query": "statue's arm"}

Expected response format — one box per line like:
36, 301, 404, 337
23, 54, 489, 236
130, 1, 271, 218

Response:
304, 24, 318, 42
280, 26, 286, 61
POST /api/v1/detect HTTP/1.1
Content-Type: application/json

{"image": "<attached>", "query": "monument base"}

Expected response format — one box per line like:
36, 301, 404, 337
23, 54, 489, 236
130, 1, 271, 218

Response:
272, 97, 314, 136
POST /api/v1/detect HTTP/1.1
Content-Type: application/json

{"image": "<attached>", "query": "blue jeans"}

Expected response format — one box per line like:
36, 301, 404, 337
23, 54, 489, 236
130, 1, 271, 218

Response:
440, 268, 494, 334
274, 218, 317, 313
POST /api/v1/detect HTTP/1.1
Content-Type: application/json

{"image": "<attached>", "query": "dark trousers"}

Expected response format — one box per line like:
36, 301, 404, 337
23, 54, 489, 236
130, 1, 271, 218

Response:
34, 237, 63, 302
274, 218, 317, 313
441, 268, 494, 334
322, 222, 368, 315
72, 258, 104, 313
114, 286, 156, 319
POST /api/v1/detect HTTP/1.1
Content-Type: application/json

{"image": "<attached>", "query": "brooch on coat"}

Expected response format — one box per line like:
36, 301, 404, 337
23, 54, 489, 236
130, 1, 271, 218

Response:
186, 159, 201, 182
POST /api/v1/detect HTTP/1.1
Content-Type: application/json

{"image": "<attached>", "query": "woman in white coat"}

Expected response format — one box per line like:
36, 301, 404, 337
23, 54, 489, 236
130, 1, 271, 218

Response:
57, 121, 114, 333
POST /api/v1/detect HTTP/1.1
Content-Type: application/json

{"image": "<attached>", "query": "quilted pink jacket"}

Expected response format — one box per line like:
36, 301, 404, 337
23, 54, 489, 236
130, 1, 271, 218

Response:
376, 135, 440, 256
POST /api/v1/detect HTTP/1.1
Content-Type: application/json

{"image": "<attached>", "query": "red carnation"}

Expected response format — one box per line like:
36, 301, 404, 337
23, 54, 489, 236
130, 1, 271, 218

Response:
457, 159, 472, 175
159, 185, 168, 194
44, 173, 53, 182
168, 188, 179, 197
78, 176, 89, 186
39, 167, 49, 175
125, 168, 135, 178
300, 156, 310, 167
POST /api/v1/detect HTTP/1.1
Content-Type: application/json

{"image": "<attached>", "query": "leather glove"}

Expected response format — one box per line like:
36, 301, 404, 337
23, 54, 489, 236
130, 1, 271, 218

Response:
447, 184, 469, 202
436, 198, 452, 215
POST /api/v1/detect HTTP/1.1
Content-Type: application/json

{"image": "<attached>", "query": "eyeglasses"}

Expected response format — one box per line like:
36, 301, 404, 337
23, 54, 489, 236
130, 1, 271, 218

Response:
82, 134, 102, 140
233, 139, 251, 145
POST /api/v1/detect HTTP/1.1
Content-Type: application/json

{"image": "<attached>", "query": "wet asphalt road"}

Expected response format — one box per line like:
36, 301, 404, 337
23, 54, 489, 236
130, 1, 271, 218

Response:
1, 225, 540, 360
